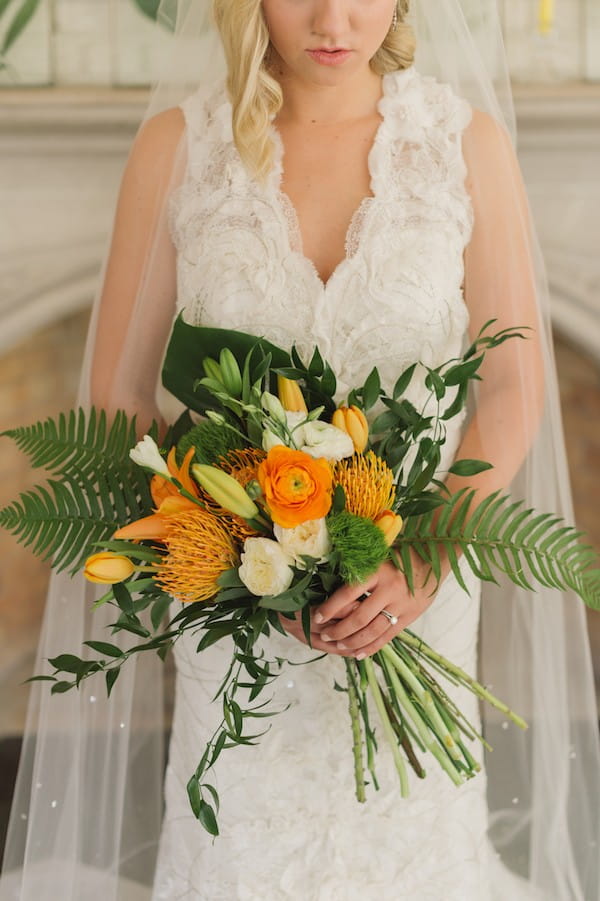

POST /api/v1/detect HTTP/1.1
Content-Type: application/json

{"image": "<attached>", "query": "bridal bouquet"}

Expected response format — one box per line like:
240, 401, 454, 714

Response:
2, 318, 598, 835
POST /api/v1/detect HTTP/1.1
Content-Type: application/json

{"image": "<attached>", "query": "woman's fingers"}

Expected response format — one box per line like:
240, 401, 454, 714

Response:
314, 579, 377, 625
277, 612, 358, 657
319, 591, 384, 643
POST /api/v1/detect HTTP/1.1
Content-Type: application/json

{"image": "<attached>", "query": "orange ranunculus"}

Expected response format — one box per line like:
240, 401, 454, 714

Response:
257, 445, 333, 528
150, 446, 199, 508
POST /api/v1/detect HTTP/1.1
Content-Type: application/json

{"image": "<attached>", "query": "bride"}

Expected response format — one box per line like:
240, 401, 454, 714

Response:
1, 0, 599, 899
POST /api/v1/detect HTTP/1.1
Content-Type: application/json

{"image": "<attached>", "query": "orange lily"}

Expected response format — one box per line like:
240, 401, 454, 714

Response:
150, 446, 199, 507
114, 494, 199, 541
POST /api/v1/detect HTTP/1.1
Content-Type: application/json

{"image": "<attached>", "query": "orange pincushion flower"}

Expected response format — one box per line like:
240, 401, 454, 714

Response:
333, 451, 396, 520
257, 445, 333, 528
199, 448, 266, 542
156, 508, 238, 603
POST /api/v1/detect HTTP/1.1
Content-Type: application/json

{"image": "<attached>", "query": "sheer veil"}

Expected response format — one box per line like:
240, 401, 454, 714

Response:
1, 1, 599, 899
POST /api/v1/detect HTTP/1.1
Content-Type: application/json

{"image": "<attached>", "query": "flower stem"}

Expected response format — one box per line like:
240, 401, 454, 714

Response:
377, 648, 464, 785
398, 631, 528, 731
381, 646, 462, 762
345, 661, 366, 803
363, 657, 409, 798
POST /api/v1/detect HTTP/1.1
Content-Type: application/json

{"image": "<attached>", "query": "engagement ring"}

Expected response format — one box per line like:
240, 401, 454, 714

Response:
379, 609, 399, 626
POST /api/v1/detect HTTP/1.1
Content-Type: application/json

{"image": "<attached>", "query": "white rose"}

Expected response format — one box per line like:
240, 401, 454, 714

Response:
262, 410, 309, 451
238, 537, 295, 596
129, 435, 170, 477
273, 518, 332, 568
299, 421, 354, 461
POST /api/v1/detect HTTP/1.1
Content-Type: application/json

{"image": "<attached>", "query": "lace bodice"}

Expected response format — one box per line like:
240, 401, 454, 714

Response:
169, 66, 474, 420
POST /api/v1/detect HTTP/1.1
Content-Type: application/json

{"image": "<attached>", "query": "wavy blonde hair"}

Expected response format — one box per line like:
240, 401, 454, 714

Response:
212, 0, 416, 182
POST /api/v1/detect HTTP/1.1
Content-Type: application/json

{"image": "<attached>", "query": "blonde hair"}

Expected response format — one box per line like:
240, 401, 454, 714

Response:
213, 0, 416, 182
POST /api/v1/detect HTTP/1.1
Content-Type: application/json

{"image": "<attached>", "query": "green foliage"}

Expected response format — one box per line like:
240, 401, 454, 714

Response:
176, 420, 246, 466
131, 0, 161, 21
395, 488, 600, 609
274, 343, 338, 417
0, 0, 41, 72
327, 511, 389, 585
0, 408, 154, 573
162, 316, 291, 415
368, 321, 529, 496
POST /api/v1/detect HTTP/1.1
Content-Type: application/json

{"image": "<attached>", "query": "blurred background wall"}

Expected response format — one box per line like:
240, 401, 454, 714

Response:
0, 0, 599, 838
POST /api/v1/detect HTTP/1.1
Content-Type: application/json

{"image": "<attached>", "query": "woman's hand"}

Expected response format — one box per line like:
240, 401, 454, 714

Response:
277, 602, 362, 658
279, 550, 447, 658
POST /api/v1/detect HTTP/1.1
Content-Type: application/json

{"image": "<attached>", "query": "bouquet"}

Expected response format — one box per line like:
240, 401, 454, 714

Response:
2, 316, 598, 836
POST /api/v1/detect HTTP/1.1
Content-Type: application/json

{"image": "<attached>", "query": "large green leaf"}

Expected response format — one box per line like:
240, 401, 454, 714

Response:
161, 316, 291, 413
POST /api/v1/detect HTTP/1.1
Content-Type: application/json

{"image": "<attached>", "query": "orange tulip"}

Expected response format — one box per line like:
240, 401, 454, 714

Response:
257, 445, 333, 528
374, 510, 404, 547
332, 405, 369, 453
84, 552, 135, 584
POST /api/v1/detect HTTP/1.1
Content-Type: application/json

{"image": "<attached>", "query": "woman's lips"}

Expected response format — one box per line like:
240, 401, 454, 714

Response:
306, 48, 353, 67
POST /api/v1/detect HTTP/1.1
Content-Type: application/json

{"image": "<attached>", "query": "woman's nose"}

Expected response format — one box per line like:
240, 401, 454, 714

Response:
311, 0, 349, 39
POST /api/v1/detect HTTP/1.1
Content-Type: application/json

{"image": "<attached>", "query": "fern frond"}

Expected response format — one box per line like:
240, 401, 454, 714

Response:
0, 471, 150, 574
394, 490, 600, 609
1, 409, 152, 500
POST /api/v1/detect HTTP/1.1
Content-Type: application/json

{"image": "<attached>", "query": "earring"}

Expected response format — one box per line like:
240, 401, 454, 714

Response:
391, 6, 398, 31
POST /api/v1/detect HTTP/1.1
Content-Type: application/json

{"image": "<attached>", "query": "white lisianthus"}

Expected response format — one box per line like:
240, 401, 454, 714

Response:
300, 421, 354, 461
238, 537, 295, 596
129, 435, 170, 477
273, 518, 332, 568
262, 410, 308, 451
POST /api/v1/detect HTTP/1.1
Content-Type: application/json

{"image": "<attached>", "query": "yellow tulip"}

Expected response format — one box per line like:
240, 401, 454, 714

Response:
192, 464, 259, 520
84, 552, 136, 585
374, 510, 404, 547
277, 375, 308, 413
332, 405, 369, 453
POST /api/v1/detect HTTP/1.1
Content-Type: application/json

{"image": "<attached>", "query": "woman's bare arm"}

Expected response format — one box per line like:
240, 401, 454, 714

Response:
88, 106, 186, 438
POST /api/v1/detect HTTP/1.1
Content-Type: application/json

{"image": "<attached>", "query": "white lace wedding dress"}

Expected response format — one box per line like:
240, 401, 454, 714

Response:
152, 66, 536, 901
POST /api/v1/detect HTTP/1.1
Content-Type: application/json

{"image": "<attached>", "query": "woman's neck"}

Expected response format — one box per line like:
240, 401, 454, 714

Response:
272, 64, 384, 127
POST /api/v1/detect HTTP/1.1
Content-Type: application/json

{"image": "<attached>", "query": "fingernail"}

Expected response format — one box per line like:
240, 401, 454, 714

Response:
356, 652, 366, 661
314, 612, 324, 624
337, 642, 348, 650
321, 632, 333, 642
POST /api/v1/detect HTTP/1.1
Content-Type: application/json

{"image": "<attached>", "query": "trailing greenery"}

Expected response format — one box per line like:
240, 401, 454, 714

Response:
393, 487, 600, 609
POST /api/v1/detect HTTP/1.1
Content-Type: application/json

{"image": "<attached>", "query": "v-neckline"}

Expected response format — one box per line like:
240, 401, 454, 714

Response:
269, 71, 395, 291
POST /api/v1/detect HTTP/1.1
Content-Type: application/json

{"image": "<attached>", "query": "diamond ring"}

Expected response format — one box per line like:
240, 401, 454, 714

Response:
379, 609, 399, 626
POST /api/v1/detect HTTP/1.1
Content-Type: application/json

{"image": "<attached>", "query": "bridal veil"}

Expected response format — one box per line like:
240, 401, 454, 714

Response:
1, 1, 598, 898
